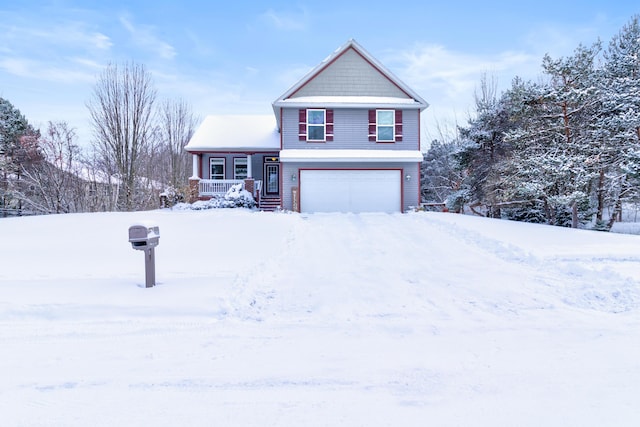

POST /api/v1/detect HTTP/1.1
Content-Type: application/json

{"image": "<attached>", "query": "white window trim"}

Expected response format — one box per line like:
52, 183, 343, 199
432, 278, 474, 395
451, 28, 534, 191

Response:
377, 109, 395, 142
210, 157, 225, 180
307, 109, 326, 142
234, 157, 248, 180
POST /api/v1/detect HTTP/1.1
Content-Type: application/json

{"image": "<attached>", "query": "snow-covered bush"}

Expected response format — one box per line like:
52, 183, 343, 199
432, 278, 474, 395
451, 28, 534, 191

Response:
499, 184, 547, 223
159, 186, 187, 208
175, 184, 256, 210
547, 193, 593, 228
502, 202, 547, 224
446, 188, 470, 213
222, 183, 256, 208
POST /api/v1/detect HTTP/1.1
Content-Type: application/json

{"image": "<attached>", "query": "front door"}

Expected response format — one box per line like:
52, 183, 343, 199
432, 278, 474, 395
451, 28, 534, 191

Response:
265, 163, 280, 195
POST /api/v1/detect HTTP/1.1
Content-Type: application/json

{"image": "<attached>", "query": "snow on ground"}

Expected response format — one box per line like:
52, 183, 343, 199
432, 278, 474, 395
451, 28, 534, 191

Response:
1, 209, 640, 426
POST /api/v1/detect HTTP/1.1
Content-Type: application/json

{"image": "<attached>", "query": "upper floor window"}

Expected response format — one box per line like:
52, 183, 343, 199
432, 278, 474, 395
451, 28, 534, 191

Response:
307, 109, 326, 141
299, 109, 334, 142
376, 110, 395, 142
234, 158, 248, 180
210, 158, 225, 180
369, 109, 403, 142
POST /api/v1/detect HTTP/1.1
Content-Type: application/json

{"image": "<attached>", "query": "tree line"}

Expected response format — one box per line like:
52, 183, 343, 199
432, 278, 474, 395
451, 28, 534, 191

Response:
421, 15, 640, 230
0, 62, 198, 216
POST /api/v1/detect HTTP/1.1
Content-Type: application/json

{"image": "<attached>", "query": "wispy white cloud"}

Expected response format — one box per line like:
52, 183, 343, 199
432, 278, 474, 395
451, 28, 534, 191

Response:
522, 18, 609, 58
245, 66, 259, 76
0, 21, 112, 54
119, 14, 176, 60
386, 16, 613, 137
90, 32, 113, 51
384, 43, 542, 138
391, 43, 539, 99
275, 64, 312, 89
260, 8, 308, 31
155, 72, 266, 115
185, 30, 215, 57
0, 57, 95, 83
70, 57, 104, 70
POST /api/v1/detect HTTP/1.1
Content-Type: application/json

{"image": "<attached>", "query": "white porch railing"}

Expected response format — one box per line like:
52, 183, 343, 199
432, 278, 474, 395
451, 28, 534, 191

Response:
199, 179, 243, 196
198, 179, 263, 197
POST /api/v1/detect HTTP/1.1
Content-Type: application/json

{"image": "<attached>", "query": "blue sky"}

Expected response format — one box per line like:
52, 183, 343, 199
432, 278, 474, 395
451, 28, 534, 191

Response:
0, 1, 637, 146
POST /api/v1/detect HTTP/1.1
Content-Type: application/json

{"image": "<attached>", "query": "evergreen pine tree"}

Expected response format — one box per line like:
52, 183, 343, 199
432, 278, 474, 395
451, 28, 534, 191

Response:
0, 97, 40, 215
599, 15, 640, 227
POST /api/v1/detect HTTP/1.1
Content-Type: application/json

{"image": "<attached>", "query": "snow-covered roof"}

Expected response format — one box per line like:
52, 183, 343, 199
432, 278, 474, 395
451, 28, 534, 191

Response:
185, 115, 280, 153
280, 149, 423, 163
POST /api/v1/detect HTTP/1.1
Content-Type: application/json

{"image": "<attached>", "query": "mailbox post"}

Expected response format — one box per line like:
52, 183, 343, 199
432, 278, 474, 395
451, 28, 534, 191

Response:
128, 223, 160, 288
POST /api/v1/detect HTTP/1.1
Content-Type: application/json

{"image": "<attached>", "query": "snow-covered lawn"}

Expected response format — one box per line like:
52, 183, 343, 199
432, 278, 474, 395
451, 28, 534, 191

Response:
1, 209, 640, 426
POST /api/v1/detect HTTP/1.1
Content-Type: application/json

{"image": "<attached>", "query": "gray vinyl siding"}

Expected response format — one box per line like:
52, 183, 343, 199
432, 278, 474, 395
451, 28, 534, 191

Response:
290, 48, 409, 98
282, 161, 420, 212
201, 153, 278, 181
282, 108, 420, 150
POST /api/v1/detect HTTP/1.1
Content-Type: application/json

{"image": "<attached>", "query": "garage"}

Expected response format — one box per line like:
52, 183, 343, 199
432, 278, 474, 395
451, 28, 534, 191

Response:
300, 169, 401, 213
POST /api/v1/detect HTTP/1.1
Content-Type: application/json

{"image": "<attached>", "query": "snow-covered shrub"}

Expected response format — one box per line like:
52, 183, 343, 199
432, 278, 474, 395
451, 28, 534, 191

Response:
500, 184, 547, 224
502, 202, 547, 223
177, 184, 256, 210
592, 220, 610, 232
159, 186, 187, 208
547, 193, 593, 228
222, 183, 256, 208
446, 189, 470, 213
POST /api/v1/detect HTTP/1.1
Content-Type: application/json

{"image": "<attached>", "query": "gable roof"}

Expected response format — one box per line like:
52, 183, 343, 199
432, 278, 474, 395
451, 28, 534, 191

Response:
272, 39, 428, 129
184, 115, 280, 153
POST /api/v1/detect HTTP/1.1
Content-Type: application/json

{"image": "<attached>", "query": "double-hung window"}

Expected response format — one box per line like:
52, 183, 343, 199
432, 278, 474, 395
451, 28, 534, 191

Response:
234, 158, 248, 180
307, 109, 326, 141
376, 110, 395, 142
299, 109, 333, 142
368, 109, 403, 142
210, 158, 225, 180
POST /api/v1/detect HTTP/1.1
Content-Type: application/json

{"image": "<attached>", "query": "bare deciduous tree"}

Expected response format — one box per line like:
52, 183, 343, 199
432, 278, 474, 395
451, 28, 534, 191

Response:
87, 62, 157, 211
19, 121, 85, 214
157, 98, 199, 190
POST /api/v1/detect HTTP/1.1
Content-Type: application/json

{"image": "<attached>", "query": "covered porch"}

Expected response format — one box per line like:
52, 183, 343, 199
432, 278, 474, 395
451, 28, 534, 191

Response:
187, 151, 277, 201
197, 179, 262, 198
184, 115, 282, 209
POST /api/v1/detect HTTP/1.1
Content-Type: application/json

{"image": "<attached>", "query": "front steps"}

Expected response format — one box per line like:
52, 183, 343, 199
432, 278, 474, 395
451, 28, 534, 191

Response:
258, 196, 281, 212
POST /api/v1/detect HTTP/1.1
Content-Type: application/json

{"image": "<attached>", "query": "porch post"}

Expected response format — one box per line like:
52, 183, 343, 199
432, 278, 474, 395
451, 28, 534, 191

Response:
246, 154, 253, 178
191, 154, 200, 179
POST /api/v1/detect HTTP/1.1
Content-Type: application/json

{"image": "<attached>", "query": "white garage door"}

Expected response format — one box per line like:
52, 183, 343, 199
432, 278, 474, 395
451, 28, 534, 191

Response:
300, 169, 401, 213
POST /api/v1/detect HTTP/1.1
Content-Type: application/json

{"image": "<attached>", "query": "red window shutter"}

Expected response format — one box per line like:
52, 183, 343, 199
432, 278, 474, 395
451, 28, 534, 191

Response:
298, 109, 306, 141
326, 109, 334, 141
395, 110, 403, 142
368, 109, 376, 141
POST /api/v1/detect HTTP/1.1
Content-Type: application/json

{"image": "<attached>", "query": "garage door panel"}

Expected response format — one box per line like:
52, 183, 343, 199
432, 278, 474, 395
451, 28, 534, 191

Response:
300, 169, 401, 213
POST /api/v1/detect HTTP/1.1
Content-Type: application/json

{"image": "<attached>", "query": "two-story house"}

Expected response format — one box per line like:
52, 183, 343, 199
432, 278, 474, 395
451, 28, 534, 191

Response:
185, 39, 428, 213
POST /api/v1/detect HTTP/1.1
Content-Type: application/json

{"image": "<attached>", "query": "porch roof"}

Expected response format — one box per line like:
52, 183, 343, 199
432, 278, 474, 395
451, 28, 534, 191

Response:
280, 149, 424, 163
185, 115, 280, 153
